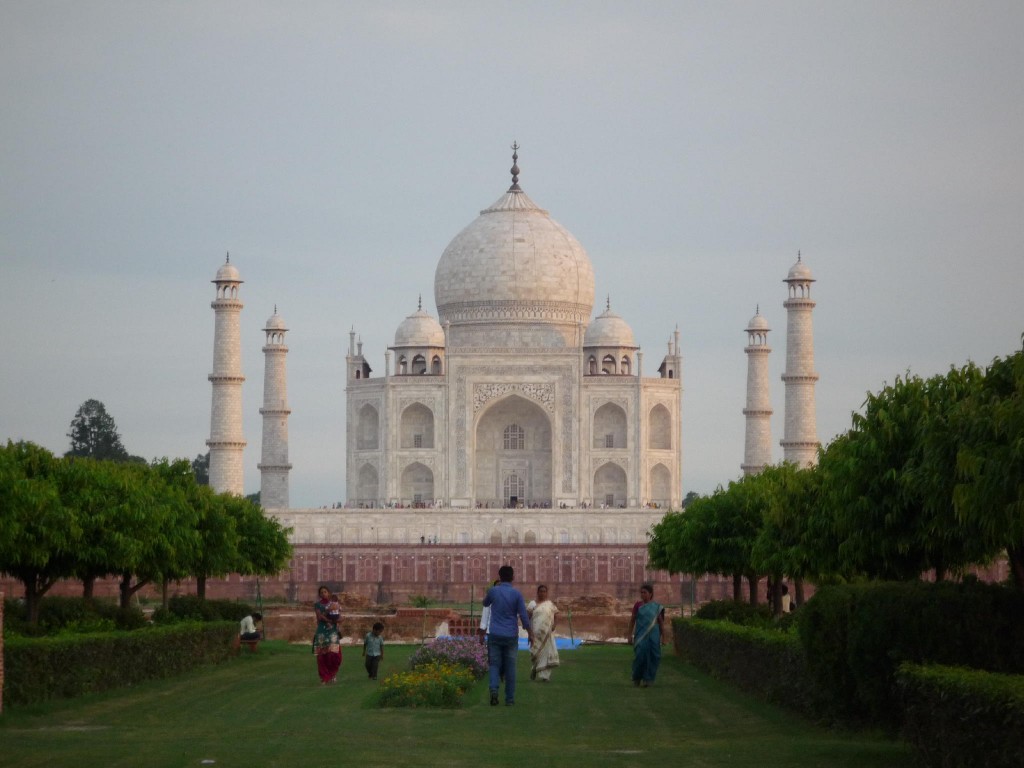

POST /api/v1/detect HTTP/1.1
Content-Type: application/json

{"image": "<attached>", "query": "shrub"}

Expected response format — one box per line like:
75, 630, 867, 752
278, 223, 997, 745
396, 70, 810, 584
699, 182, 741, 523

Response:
2, 597, 145, 636
3, 621, 237, 707
161, 596, 252, 623
695, 600, 772, 627
377, 661, 475, 708
407, 594, 433, 608
897, 663, 1024, 768
408, 636, 488, 678
674, 618, 818, 717
798, 581, 1024, 726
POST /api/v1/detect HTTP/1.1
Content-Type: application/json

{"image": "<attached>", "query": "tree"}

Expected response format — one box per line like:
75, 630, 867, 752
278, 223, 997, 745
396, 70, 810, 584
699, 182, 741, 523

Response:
649, 480, 765, 602
0, 441, 80, 624
66, 399, 130, 462
227, 495, 292, 579
192, 452, 210, 486
749, 462, 823, 612
954, 343, 1024, 590
819, 366, 990, 582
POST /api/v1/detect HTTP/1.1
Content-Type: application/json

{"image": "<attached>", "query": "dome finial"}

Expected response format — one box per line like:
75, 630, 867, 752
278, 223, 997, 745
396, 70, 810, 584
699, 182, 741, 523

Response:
606, 294, 611, 311
509, 141, 521, 192
274, 303, 277, 314
225, 251, 230, 264
418, 294, 422, 311
756, 303, 759, 314
797, 249, 802, 262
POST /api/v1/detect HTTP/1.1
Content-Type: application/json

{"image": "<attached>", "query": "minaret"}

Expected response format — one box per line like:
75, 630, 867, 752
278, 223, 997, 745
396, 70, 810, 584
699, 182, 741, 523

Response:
742, 307, 773, 475
258, 306, 292, 509
207, 254, 246, 494
780, 253, 820, 466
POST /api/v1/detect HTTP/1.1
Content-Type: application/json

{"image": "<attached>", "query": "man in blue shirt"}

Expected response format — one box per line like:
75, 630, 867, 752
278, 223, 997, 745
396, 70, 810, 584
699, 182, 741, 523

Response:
482, 565, 532, 706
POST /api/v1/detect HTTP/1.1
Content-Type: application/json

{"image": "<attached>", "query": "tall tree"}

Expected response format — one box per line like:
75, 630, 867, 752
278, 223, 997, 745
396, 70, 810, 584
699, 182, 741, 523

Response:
954, 343, 1024, 590
66, 399, 130, 461
192, 452, 210, 486
820, 367, 990, 581
0, 441, 81, 624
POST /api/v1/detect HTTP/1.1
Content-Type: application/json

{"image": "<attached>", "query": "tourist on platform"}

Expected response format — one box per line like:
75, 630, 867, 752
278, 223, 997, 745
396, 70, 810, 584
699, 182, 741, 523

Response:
482, 566, 532, 706
362, 622, 385, 680
312, 585, 342, 684
627, 583, 665, 687
527, 585, 559, 682
239, 611, 262, 641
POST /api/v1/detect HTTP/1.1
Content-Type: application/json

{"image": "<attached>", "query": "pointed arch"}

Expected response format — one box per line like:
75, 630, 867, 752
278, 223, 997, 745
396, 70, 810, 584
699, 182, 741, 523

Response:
648, 404, 671, 449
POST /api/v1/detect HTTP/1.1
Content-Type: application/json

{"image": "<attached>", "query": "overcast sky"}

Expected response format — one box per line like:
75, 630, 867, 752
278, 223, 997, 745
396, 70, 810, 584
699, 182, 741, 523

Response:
2, 2, 1022, 507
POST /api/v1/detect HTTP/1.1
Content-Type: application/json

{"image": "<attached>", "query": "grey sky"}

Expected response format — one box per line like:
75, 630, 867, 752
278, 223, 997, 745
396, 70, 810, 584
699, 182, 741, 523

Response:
2, 2, 1022, 507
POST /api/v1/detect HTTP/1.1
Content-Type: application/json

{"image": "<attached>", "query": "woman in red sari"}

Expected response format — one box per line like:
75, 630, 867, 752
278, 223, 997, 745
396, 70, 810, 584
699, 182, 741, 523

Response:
312, 585, 342, 684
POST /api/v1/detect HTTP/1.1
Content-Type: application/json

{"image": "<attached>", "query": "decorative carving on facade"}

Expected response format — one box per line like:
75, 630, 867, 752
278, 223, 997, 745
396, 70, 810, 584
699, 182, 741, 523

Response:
455, 375, 467, 492
473, 382, 555, 414
440, 299, 591, 325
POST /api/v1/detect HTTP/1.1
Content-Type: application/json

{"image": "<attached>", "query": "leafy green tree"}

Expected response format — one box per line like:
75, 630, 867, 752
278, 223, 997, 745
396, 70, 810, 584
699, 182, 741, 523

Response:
105, 460, 199, 609
185, 487, 240, 600
66, 399, 132, 461
749, 462, 823, 612
820, 366, 990, 581
226, 494, 292, 580
649, 480, 765, 602
954, 343, 1024, 589
191, 452, 210, 486
0, 441, 80, 624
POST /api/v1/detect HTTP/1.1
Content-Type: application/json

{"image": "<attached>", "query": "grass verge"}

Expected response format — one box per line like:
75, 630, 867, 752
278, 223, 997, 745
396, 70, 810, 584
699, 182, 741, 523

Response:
0, 642, 907, 767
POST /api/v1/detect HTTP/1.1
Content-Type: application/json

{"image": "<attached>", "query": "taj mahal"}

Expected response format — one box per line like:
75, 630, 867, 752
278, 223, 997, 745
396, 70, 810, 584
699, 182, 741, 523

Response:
204, 147, 819, 601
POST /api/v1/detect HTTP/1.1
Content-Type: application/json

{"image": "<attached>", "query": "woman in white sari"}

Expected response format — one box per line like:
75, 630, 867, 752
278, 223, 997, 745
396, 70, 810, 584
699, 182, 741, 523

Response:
527, 585, 559, 682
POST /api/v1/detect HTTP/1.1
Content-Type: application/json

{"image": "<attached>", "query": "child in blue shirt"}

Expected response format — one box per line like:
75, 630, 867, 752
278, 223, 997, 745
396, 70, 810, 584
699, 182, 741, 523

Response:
362, 622, 385, 680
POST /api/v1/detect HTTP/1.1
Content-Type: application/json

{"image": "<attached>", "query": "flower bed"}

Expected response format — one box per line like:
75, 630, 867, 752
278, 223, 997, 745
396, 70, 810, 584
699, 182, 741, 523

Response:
408, 636, 488, 678
377, 661, 475, 708
378, 637, 487, 708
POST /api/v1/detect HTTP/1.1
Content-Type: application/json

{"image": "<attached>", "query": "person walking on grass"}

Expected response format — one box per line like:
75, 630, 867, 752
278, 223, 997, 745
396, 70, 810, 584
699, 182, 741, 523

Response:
527, 585, 559, 682
363, 622, 385, 680
312, 585, 342, 684
627, 583, 665, 687
482, 565, 532, 706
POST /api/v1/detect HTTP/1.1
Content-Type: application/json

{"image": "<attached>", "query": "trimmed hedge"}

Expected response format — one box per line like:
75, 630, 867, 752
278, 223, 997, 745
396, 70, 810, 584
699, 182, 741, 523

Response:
674, 617, 818, 716
798, 581, 1024, 726
3, 596, 146, 636
3, 621, 237, 707
897, 663, 1024, 768
695, 599, 773, 627
151, 596, 252, 624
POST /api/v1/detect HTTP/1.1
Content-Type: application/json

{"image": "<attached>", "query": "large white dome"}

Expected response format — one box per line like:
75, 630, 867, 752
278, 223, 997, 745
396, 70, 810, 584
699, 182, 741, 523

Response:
433, 156, 595, 348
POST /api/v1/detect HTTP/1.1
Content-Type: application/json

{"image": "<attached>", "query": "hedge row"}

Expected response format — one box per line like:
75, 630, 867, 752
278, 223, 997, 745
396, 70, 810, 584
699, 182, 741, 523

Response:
3, 596, 147, 636
897, 663, 1024, 768
3, 621, 237, 707
673, 618, 819, 717
797, 581, 1024, 725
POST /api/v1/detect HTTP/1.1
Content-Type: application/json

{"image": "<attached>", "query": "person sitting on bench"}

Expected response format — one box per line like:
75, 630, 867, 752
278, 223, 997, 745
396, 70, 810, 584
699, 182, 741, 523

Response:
239, 612, 263, 642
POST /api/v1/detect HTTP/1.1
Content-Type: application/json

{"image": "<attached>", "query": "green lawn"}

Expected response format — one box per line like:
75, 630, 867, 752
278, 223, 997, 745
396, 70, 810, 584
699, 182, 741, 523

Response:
0, 642, 907, 768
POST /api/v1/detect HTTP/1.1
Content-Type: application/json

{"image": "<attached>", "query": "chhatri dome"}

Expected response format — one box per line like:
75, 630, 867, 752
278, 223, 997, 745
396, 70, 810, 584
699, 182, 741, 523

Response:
434, 144, 595, 348
746, 306, 769, 332
786, 252, 814, 282
584, 298, 637, 348
394, 298, 445, 347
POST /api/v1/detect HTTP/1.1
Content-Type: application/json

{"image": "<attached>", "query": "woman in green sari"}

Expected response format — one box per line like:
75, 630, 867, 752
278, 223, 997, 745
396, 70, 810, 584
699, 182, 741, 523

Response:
627, 583, 665, 687
312, 585, 342, 684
